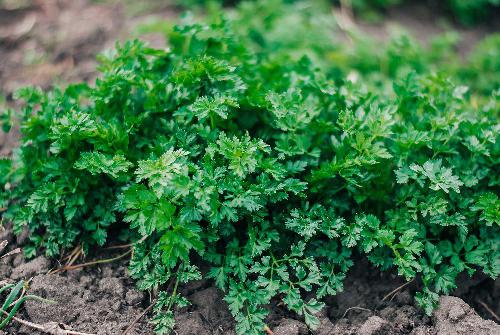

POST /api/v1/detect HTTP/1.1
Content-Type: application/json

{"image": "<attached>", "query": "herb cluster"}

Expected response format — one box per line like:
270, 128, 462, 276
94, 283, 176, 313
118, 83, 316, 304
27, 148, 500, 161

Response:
1, 1, 499, 334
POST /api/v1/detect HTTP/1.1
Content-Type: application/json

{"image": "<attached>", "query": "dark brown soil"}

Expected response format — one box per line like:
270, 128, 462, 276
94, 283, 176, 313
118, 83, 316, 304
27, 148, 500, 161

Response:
1, 223, 499, 335
0, 0, 121, 94
1, 1, 499, 335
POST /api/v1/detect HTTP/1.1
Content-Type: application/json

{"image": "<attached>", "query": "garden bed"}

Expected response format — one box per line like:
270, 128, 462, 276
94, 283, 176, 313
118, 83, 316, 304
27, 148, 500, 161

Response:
1, 1, 499, 335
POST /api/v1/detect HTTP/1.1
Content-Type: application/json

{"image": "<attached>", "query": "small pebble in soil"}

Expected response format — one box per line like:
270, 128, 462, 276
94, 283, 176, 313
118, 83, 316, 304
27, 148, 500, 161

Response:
448, 304, 467, 321
125, 289, 144, 305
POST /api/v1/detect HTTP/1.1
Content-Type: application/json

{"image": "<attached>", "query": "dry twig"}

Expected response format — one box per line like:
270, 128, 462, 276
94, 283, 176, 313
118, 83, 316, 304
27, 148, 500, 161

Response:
477, 299, 500, 322
381, 279, 414, 302
0, 309, 95, 335
121, 301, 155, 335
62, 245, 84, 267
0, 240, 21, 260
51, 250, 131, 274
341, 306, 372, 319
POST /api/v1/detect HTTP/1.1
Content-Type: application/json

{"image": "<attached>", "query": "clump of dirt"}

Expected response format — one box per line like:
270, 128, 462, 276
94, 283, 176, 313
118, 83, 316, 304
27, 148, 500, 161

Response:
433, 296, 499, 335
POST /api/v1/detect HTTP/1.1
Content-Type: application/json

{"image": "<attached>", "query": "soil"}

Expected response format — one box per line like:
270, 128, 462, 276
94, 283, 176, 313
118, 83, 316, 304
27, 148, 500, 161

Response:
0, 1, 499, 335
1, 223, 499, 335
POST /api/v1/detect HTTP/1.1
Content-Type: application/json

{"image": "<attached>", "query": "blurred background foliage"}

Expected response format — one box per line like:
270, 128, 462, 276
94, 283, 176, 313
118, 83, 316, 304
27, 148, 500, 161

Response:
168, 0, 500, 25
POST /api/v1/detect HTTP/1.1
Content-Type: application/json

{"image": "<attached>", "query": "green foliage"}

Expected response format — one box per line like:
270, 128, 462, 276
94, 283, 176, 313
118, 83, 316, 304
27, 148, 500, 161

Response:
447, 0, 500, 25
345, 0, 499, 25
175, 0, 500, 25
461, 35, 500, 94
0, 0, 499, 334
